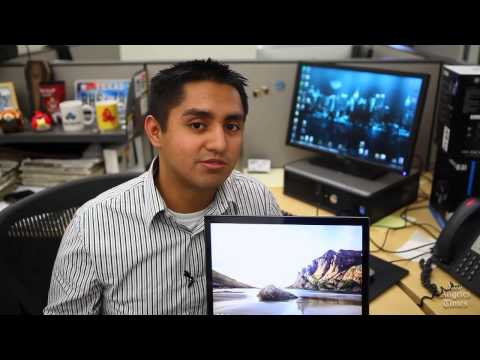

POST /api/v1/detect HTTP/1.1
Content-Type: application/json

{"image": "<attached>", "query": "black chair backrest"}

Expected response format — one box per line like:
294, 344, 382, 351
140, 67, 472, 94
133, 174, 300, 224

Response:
0, 172, 141, 314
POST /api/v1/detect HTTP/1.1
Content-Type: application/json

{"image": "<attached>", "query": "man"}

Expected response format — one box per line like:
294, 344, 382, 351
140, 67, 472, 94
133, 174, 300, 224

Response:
44, 59, 282, 315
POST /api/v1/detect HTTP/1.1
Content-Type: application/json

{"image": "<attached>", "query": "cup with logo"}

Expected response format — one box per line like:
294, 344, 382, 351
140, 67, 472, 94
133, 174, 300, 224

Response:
96, 100, 120, 132
59, 100, 95, 132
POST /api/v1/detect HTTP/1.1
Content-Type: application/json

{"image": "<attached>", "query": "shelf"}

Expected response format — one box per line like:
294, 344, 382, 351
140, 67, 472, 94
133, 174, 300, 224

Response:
0, 126, 130, 145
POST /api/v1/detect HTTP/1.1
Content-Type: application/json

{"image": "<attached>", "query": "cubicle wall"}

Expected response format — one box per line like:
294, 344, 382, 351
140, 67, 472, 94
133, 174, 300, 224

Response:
1, 59, 444, 172
371, 45, 426, 60
52, 62, 152, 165
0, 61, 153, 167
0, 61, 145, 121
5, 46, 121, 64
4, 48, 58, 64
51, 62, 144, 101
0, 64, 34, 118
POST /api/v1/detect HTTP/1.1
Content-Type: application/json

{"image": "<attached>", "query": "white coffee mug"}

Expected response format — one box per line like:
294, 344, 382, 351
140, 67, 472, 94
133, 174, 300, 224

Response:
59, 100, 95, 132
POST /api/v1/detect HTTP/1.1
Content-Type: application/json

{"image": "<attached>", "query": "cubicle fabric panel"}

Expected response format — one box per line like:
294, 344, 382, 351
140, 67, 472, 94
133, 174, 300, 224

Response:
0, 62, 146, 119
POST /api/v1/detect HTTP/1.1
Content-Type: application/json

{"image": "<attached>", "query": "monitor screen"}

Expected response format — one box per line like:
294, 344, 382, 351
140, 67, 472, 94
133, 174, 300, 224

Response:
205, 216, 369, 315
287, 63, 429, 175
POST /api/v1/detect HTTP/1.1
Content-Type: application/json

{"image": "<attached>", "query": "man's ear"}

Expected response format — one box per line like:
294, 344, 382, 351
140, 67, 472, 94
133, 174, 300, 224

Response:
144, 115, 163, 148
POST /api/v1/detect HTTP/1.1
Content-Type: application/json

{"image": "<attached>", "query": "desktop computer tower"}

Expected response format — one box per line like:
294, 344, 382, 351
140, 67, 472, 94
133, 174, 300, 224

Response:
436, 65, 480, 159
430, 65, 480, 224
284, 158, 420, 223
430, 149, 480, 225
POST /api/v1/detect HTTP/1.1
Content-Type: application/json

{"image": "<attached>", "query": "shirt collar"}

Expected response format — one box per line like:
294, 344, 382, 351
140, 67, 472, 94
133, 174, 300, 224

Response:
213, 172, 238, 216
142, 157, 239, 227
143, 157, 166, 226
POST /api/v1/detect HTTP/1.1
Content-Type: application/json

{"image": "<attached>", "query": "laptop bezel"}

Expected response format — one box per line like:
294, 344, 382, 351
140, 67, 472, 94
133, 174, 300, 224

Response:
204, 215, 370, 316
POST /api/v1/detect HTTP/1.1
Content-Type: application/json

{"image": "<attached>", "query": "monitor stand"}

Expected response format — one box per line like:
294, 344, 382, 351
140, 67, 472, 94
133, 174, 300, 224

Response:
308, 156, 388, 181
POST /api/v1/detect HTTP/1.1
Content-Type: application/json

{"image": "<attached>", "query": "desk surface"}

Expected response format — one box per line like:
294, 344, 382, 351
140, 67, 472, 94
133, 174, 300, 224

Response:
369, 202, 480, 315
246, 168, 480, 315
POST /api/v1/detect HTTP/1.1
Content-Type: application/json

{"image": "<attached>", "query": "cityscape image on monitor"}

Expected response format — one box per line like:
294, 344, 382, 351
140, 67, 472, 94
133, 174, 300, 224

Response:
288, 64, 427, 174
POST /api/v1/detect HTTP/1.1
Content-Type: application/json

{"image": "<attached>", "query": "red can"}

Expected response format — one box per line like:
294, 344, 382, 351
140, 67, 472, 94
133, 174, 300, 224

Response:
39, 81, 66, 124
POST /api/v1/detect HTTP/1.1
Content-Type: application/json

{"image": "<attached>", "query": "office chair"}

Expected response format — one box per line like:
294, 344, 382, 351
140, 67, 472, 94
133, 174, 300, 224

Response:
0, 172, 141, 315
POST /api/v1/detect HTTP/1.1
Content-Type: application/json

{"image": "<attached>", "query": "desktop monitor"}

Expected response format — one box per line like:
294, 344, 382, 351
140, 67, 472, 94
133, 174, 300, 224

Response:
287, 63, 429, 178
205, 216, 369, 315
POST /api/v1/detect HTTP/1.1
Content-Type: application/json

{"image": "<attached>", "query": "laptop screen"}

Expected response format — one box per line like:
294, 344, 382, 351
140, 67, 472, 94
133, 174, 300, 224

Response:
205, 216, 369, 315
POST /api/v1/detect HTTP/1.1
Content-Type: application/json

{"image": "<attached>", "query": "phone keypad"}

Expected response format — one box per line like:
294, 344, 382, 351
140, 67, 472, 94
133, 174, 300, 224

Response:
455, 251, 479, 282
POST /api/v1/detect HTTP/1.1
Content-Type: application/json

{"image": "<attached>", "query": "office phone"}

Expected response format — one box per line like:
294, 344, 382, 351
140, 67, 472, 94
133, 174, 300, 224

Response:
432, 198, 480, 296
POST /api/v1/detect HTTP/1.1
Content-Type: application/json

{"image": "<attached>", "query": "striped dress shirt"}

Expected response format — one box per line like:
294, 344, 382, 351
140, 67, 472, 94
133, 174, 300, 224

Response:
44, 158, 281, 315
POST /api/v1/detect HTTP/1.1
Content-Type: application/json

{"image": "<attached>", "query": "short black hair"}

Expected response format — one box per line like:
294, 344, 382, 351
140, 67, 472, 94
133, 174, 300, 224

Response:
148, 58, 249, 131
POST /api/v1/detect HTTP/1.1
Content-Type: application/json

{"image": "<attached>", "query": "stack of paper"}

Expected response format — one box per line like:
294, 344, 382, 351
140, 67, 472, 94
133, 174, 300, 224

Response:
19, 158, 105, 187
0, 160, 20, 199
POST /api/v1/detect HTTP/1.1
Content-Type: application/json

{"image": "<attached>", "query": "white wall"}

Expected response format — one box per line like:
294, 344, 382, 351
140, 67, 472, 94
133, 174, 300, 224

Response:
372, 45, 424, 60
414, 45, 464, 61
256, 45, 353, 60
17, 45, 47, 55
414, 45, 480, 64
119, 45, 257, 61
468, 46, 480, 64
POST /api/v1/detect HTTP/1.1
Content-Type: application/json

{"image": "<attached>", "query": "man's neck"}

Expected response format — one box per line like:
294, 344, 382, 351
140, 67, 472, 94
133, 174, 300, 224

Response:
156, 165, 217, 214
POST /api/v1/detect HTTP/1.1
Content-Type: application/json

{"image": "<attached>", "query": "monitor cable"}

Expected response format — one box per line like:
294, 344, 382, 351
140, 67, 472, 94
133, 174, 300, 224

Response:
370, 201, 440, 254
389, 250, 433, 264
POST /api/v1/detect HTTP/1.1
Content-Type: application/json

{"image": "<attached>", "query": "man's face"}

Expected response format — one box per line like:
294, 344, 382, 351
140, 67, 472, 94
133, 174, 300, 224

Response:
156, 81, 245, 192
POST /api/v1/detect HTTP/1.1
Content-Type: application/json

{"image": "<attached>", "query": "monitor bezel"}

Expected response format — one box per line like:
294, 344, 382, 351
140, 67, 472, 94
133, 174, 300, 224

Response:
286, 62, 430, 176
204, 215, 370, 316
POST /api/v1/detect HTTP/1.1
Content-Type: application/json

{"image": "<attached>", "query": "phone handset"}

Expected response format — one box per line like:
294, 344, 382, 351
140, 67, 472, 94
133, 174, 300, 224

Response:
433, 198, 480, 264
420, 197, 480, 304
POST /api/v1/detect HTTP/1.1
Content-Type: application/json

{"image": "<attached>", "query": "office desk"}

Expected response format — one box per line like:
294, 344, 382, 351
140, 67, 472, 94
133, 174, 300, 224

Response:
369, 199, 480, 315
247, 168, 479, 315
366, 173, 480, 315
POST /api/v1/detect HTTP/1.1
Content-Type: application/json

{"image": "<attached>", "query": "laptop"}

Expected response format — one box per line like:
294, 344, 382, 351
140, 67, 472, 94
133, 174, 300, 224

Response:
205, 216, 369, 315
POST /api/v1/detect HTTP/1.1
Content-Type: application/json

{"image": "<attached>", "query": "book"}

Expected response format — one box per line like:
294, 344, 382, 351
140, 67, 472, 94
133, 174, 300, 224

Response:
20, 158, 104, 176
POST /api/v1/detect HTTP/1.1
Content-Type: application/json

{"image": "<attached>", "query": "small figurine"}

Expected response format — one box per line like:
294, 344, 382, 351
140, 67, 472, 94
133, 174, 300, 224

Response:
31, 111, 53, 132
0, 108, 24, 133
